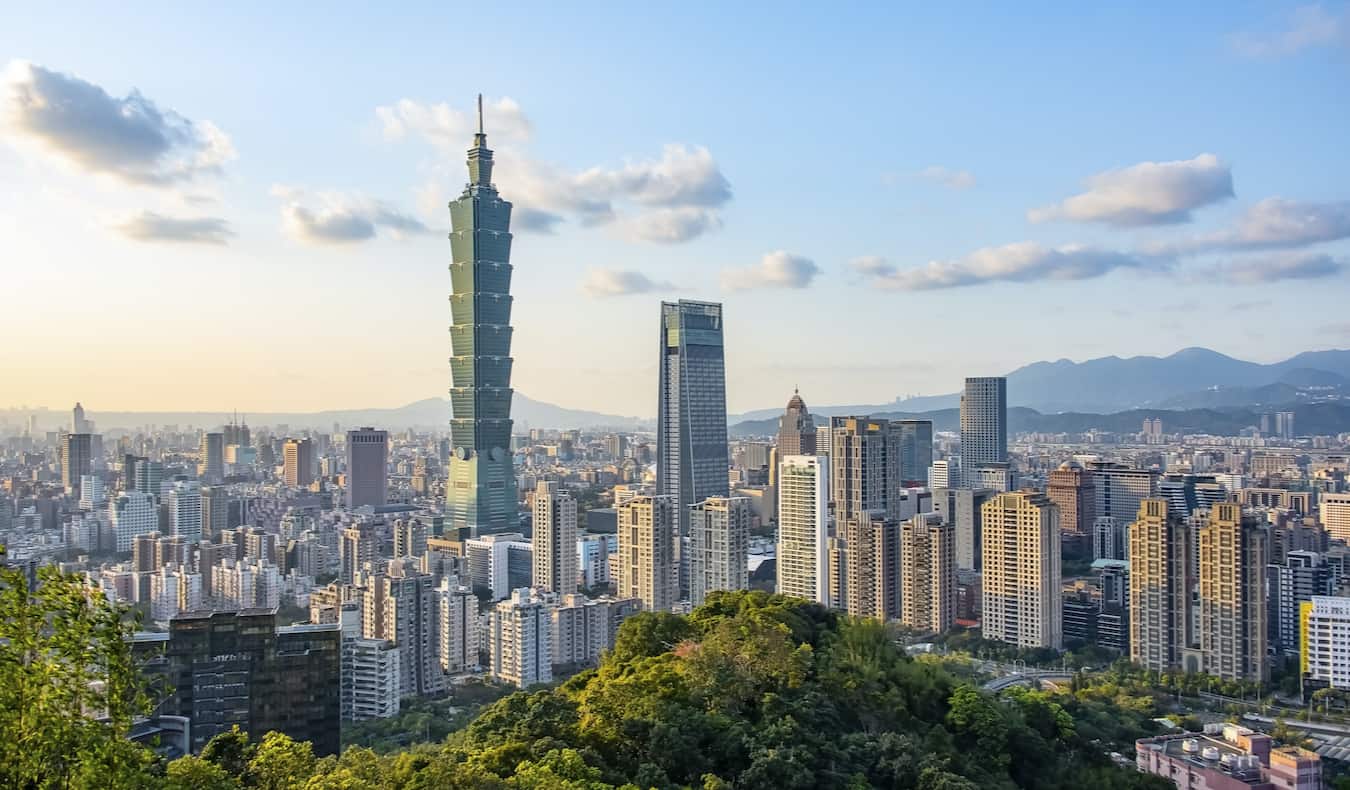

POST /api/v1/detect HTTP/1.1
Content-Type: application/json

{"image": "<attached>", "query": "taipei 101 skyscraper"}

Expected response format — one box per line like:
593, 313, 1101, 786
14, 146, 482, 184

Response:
446, 96, 518, 535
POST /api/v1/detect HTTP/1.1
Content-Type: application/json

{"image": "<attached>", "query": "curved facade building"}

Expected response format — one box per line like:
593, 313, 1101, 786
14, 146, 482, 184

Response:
447, 100, 518, 535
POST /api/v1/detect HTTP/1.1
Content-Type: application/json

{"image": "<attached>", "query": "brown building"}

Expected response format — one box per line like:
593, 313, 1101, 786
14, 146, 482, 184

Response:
900, 513, 956, 633
1046, 460, 1094, 534
1197, 503, 1268, 681
843, 516, 901, 622
1128, 499, 1190, 673
776, 389, 816, 457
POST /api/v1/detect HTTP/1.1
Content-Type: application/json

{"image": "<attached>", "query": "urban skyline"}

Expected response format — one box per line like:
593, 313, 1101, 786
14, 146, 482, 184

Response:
4, 4, 1350, 417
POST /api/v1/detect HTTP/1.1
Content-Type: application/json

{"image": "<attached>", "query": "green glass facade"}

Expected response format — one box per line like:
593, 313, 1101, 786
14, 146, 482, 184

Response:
446, 117, 517, 535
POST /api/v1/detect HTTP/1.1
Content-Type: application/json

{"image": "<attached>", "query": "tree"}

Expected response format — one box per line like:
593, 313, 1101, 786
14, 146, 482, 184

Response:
0, 563, 155, 789
248, 731, 318, 790
165, 755, 242, 790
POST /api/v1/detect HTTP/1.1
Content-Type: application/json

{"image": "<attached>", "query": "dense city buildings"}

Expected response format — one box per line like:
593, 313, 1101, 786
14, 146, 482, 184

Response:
981, 491, 1061, 649
775, 455, 830, 606
445, 110, 519, 536
688, 495, 750, 606
959, 377, 1006, 487
345, 427, 389, 509
1323, 492, 1350, 543
1136, 724, 1321, 790
531, 480, 578, 595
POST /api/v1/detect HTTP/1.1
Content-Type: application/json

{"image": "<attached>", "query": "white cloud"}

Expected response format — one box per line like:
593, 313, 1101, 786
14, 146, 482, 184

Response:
1, 60, 235, 186
859, 242, 1162, 291
721, 251, 820, 291
1211, 253, 1345, 284
378, 98, 731, 242
1028, 154, 1233, 227
272, 185, 429, 245
849, 256, 896, 276
916, 166, 976, 190
581, 268, 675, 297
1231, 5, 1348, 57
1187, 198, 1350, 252
109, 211, 234, 244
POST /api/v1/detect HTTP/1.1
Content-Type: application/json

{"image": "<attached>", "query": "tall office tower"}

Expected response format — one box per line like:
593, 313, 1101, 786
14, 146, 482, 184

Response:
1128, 499, 1190, 672
134, 459, 165, 498
1322, 493, 1350, 544
200, 486, 229, 542
113, 491, 159, 552
900, 513, 956, 632
366, 562, 445, 697
776, 455, 830, 606
345, 427, 389, 509
981, 492, 1062, 649
657, 300, 730, 543
532, 481, 578, 594
132, 610, 341, 756
446, 103, 518, 537
927, 459, 957, 489
72, 401, 88, 433
1093, 516, 1128, 561
1197, 503, 1268, 681
223, 413, 252, 448
1087, 461, 1158, 523
339, 526, 377, 585
1269, 551, 1332, 656
615, 495, 678, 613
283, 438, 315, 487
61, 432, 92, 494
688, 496, 750, 606
438, 579, 479, 674
1046, 460, 1095, 534
894, 420, 934, 487
1158, 473, 1228, 518
1301, 597, 1350, 693
959, 377, 1006, 487
777, 390, 816, 457
843, 516, 902, 621
488, 587, 553, 688
831, 416, 902, 522
166, 480, 203, 543
393, 519, 428, 559
79, 475, 105, 510
933, 487, 995, 572
198, 432, 224, 484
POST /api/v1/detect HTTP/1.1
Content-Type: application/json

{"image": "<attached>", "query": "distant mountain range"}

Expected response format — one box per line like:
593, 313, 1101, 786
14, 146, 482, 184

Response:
730, 347, 1350, 422
4, 394, 650, 434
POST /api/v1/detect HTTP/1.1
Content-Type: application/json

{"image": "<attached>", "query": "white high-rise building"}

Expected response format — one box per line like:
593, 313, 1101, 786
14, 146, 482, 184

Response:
532, 481, 578, 595
149, 563, 203, 621
981, 492, 1062, 649
113, 491, 158, 552
1322, 493, 1350, 544
214, 557, 281, 610
79, 475, 105, 510
463, 532, 533, 600
552, 594, 640, 667
615, 495, 678, 613
166, 480, 203, 543
688, 496, 750, 606
339, 605, 401, 722
776, 455, 830, 606
927, 460, 958, 490
438, 578, 479, 674
489, 587, 553, 688
577, 534, 618, 588
1302, 596, 1350, 691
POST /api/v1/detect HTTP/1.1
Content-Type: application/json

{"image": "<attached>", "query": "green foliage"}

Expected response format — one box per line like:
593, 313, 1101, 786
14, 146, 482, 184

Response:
0, 564, 156, 789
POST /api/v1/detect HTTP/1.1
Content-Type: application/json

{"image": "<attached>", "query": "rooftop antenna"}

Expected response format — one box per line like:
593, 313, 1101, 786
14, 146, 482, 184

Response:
477, 93, 484, 135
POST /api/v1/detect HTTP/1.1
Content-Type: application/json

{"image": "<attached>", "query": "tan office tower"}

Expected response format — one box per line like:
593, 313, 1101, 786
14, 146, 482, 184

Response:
776, 455, 831, 606
616, 495, 678, 613
1322, 493, 1350, 544
61, 432, 92, 494
689, 496, 751, 606
1197, 503, 1268, 681
776, 390, 816, 457
843, 516, 901, 622
981, 492, 1061, 648
900, 513, 956, 633
532, 481, 578, 595
1128, 499, 1190, 673
830, 416, 901, 522
283, 438, 315, 487
1046, 460, 1094, 534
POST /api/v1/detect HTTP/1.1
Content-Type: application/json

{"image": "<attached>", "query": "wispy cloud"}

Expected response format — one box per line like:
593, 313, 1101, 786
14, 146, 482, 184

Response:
1230, 4, 1348, 57
858, 242, 1164, 291
1029, 154, 1233, 227
109, 211, 235, 245
378, 98, 732, 243
1, 60, 235, 186
1158, 197, 1350, 254
721, 251, 820, 291
581, 268, 675, 297
849, 255, 896, 277
1207, 253, 1346, 284
272, 185, 429, 245
916, 166, 976, 190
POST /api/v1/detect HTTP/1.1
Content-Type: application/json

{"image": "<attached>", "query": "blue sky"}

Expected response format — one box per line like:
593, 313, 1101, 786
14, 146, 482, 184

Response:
2, 1, 1348, 417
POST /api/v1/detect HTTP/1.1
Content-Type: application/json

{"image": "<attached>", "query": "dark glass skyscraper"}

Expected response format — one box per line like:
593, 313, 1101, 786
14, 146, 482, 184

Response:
657, 300, 729, 540
447, 98, 518, 535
